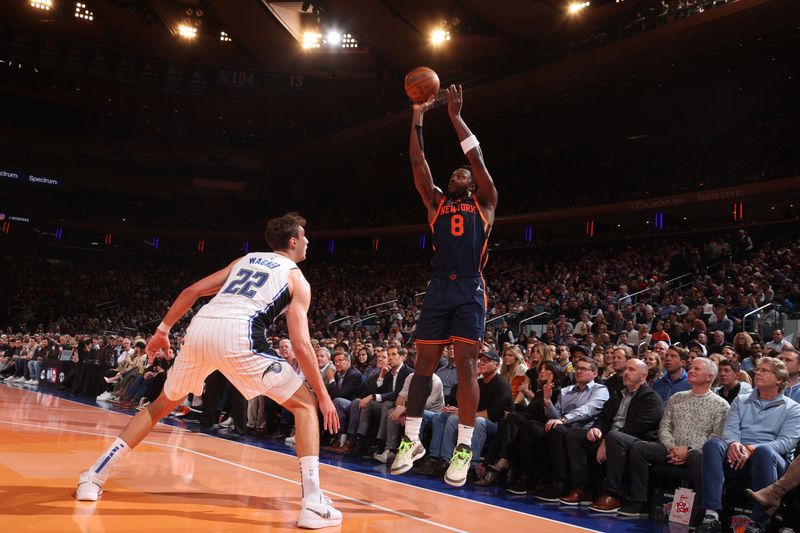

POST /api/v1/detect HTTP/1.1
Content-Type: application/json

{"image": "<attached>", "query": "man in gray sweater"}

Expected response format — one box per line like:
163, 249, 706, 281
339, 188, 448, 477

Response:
616, 357, 730, 518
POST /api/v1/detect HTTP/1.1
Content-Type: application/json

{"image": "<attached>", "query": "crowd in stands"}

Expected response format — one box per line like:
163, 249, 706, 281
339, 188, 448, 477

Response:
2, 230, 800, 531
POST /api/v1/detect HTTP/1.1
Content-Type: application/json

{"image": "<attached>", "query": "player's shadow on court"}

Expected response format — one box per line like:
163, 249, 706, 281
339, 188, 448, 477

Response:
0, 485, 286, 527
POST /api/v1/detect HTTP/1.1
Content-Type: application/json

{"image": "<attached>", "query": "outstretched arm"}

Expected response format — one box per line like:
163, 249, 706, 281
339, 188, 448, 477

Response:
446, 84, 498, 218
145, 257, 239, 362
285, 269, 339, 434
410, 96, 444, 222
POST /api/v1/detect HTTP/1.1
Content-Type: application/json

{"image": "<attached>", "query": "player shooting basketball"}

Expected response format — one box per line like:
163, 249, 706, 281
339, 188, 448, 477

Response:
390, 84, 498, 486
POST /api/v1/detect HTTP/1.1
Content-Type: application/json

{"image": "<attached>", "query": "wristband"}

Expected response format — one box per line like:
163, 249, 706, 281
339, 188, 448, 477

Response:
460, 135, 479, 154
157, 321, 171, 335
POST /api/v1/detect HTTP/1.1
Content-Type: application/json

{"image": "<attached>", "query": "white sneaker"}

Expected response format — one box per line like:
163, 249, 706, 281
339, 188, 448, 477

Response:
297, 501, 342, 529
96, 391, 113, 401
14, 376, 26, 382
75, 471, 104, 501
372, 449, 391, 464
284, 435, 296, 445
390, 437, 426, 475
26, 379, 39, 385
444, 444, 473, 487
219, 417, 233, 428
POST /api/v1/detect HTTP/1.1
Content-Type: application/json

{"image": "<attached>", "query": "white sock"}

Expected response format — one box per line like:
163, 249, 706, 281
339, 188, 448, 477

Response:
404, 417, 422, 442
705, 510, 719, 521
457, 424, 474, 448
89, 437, 130, 483
299, 456, 323, 507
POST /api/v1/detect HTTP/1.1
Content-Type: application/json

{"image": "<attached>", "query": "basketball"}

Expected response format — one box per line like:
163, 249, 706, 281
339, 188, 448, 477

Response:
404, 66, 440, 103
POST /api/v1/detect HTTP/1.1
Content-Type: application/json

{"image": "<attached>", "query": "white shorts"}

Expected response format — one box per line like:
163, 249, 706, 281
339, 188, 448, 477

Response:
163, 317, 303, 404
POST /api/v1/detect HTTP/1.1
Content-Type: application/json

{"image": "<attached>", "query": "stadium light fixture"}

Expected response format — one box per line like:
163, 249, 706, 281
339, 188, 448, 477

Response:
567, 2, 590, 14
302, 31, 322, 49
74, 2, 94, 20
431, 29, 450, 45
178, 24, 198, 39
30, 0, 53, 11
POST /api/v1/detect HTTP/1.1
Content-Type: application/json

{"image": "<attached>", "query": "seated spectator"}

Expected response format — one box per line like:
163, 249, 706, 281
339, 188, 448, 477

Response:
436, 345, 458, 405
325, 348, 390, 453
644, 351, 664, 385
344, 343, 411, 457
697, 357, 800, 533
742, 341, 764, 379
556, 359, 662, 507
372, 369, 444, 464
651, 346, 691, 403
764, 329, 793, 354
324, 350, 364, 446
714, 359, 753, 405
412, 349, 512, 484
778, 349, 800, 403
708, 331, 727, 356
475, 361, 563, 488
500, 345, 528, 406
707, 306, 734, 340
602, 345, 631, 395
619, 357, 730, 519
650, 320, 671, 346
530, 357, 609, 499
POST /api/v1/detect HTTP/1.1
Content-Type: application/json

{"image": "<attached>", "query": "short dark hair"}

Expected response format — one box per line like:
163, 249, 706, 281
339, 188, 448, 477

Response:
668, 346, 690, 362
718, 359, 741, 373
264, 212, 306, 251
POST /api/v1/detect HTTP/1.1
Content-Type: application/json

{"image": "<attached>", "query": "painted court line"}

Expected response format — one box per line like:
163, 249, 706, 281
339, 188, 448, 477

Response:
0, 419, 467, 533
2, 384, 603, 533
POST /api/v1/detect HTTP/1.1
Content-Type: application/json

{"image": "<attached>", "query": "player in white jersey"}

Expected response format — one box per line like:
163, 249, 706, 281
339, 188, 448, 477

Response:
75, 213, 342, 529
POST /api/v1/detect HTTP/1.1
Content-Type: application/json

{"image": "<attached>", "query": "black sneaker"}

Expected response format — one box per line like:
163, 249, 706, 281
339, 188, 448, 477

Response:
506, 477, 530, 495
533, 484, 564, 502
695, 515, 722, 533
743, 523, 765, 533
617, 501, 649, 518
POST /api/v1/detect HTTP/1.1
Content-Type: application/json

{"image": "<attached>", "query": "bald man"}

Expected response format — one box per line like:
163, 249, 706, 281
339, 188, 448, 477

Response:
559, 358, 663, 508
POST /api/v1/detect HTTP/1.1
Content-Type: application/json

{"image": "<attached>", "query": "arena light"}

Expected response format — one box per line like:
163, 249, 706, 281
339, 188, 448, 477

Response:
220, 30, 232, 42
30, 0, 53, 10
430, 29, 450, 45
74, 2, 94, 21
341, 33, 358, 49
177, 24, 198, 39
326, 30, 341, 46
567, 1, 590, 14
302, 31, 322, 49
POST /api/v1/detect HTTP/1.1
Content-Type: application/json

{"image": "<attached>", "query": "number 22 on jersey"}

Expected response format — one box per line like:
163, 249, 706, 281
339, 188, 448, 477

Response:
222, 268, 269, 299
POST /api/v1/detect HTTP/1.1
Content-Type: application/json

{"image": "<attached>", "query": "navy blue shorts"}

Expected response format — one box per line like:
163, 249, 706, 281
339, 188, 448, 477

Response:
414, 274, 487, 345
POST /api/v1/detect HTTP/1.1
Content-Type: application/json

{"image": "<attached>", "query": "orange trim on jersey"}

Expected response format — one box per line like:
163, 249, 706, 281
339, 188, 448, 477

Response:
472, 194, 490, 228
480, 273, 488, 310
450, 335, 479, 346
415, 339, 452, 345
429, 197, 447, 232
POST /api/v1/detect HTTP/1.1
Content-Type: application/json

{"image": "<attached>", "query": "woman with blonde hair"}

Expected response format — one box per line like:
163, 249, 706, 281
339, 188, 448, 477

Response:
643, 350, 663, 385
732, 331, 754, 371
502, 345, 529, 406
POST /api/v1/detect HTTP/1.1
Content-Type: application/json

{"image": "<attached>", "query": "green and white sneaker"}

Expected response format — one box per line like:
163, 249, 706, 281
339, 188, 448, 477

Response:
390, 436, 426, 475
444, 444, 472, 487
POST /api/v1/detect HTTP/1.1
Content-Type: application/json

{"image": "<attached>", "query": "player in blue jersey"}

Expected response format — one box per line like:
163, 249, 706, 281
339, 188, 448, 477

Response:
390, 84, 498, 486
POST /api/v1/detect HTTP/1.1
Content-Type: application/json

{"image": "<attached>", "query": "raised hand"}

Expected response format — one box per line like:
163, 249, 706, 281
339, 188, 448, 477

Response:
446, 84, 463, 117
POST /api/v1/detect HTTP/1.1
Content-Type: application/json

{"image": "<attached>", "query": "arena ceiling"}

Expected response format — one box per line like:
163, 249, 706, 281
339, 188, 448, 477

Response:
0, 0, 645, 76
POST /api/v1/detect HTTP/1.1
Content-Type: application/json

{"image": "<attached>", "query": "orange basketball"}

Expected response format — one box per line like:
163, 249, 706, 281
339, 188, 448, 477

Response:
404, 66, 440, 103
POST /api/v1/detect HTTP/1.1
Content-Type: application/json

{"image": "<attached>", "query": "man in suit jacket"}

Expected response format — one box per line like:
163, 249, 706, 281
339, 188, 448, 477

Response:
324, 351, 363, 445
347, 343, 412, 456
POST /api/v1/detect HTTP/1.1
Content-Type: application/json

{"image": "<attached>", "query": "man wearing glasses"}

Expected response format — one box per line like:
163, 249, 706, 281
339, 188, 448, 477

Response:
696, 357, 800, 533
